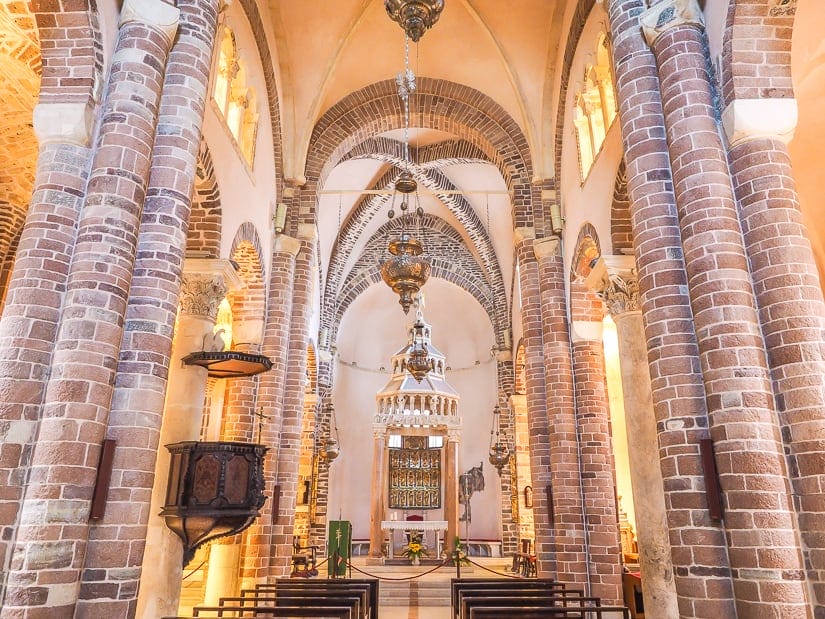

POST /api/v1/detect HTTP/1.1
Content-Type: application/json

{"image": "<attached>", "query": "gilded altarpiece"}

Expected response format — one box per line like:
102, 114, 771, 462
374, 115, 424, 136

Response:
388, 436, 441, 509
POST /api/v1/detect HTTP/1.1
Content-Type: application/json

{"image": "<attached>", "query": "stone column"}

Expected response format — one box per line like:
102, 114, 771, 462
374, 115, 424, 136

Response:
77, 1, 221, 613
586, 256, 678, 618
569, 319, 623, 605
135, 260, 240, 619
1, 2, 180, 616
0, 100, 93, 601
725, 99, 825, 611
641, 0, 809, 612
515, 228, 556, 576
535, 236, 588, 590
444, 430, 460, 553
509, 394, 534, 542
246, 233, 301, 583
369, 428, 388, 561
605, 0, 735, 613
269, 231, 315, 577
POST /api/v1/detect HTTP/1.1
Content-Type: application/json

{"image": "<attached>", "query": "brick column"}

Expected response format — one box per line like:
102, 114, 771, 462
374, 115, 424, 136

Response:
269, 230, 315, 577
605, 0, 735, 613
515, 228, 556, 576
246, 233, 302, 583
569, 319, 623, 605
509, 394, 534, 542
0, 101, 93, 602
136, 261, 240, 619
77, 1, 221, 613
309, 356, 333, 549
641, 0, 809, 612
535, 236, 587, 590
495, 355, 519, 555
725, 98, 825, 611
2, 2, 180, 616
586, 256, 679, 617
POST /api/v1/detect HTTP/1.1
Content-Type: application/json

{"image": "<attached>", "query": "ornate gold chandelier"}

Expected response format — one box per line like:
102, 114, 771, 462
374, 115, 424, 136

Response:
380, 3, 437, 313
384, 0, 445, 42
380, 233, 431, 314
488, 404, 510, 475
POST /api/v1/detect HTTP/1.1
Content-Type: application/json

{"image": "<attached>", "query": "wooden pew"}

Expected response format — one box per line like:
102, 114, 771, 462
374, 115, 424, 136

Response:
459, 593, 598, 619
450, 578, 562, 618
218, 593, 362, 619
469, 606, 631, 618
269, 578, 379, 619
163, 605, 353, 618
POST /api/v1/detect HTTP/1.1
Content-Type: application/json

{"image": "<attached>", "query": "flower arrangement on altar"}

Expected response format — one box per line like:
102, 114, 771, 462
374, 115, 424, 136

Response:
401, 533, 429, 564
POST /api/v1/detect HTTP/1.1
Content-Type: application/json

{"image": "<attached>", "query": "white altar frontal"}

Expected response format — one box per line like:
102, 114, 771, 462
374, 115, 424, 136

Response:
381, 520, 448, 558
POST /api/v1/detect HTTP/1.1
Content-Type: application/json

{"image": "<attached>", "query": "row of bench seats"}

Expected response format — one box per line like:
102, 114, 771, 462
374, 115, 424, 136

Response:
452, 577, 631, 619
162, 577, 379, 619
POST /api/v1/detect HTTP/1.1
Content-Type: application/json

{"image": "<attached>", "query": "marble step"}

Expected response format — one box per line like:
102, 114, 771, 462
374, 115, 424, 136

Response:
379, 580, 451, 607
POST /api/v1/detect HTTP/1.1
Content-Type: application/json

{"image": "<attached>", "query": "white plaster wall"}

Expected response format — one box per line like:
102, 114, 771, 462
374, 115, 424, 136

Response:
327, 278, 503, 542
202, 2, 276, 272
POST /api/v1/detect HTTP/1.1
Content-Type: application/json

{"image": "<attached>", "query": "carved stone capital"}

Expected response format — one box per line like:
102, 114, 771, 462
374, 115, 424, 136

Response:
641, 0, 704, 46
722, 98, 798, 146
180, 275, 229, 320
33, 101, 95, 147
181, 259, 243, 319
585, 255, 640, 317
533, 237, 561, 261
120, 0, 180, 45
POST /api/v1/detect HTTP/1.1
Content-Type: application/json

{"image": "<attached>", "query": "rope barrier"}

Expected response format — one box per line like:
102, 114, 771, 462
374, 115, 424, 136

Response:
181, 559, 208, 582
345, 558, 451, 581
465, 557, 526, 579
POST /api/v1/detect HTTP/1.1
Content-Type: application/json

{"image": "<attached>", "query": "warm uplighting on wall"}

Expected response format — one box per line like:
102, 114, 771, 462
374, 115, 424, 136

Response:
213, 27, 259, 168
574, 34, 617, 180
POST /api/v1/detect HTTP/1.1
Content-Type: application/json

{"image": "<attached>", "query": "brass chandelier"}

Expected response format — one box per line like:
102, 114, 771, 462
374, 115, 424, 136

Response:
384, 0, 445, 42
380, 2, 440, 313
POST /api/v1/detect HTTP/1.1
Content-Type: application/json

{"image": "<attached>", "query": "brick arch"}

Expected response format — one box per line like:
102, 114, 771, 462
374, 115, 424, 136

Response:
188, 141, 222, 258
553, 0, 598, 190
237, 0, 285, 203
610, 161, 631, 253
721, 0, 796, 104
331, 138, 507, 336
322, 161, 509, 349
302, 77, 538, 232
329, 214, 496, 344
228, 222, 266, 335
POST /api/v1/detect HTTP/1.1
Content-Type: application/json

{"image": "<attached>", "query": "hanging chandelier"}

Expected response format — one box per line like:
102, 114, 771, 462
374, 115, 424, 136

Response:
488, 404, 510, 475
379, 25, 431, 313
406, 317, 435, 381
319, 401, 341, 462
384, 0, 445, 42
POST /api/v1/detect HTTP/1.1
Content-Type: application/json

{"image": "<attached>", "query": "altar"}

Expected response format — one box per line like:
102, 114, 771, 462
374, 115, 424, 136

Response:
381, 520, 448, 559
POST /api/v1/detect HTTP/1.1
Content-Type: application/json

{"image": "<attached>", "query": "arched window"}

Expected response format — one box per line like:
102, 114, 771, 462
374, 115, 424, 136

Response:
574, 33, 617, 180
212, 26, 258, 168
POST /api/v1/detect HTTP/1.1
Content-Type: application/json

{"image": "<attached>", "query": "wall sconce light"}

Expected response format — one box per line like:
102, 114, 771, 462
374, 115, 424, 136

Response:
273, 202, 287, 234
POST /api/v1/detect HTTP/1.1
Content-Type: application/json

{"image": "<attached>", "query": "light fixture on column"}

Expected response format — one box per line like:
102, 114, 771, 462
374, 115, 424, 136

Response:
384, 0, 445, 42
488, 403, 510, 475
379, 10, 431, 314
320, 401, 341, 462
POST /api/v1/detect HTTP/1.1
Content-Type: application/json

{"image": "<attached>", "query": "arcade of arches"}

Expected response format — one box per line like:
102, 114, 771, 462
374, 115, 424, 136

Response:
0, 0, 824, 617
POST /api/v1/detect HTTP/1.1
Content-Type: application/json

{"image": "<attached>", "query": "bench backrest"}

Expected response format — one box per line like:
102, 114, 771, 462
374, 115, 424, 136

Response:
190, 605, 353, 618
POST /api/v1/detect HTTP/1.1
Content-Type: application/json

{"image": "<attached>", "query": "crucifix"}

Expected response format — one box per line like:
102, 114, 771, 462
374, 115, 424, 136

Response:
253, 406, 270, 444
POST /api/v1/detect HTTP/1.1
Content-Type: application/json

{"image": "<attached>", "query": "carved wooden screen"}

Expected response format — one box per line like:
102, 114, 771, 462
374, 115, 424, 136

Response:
388, 436, 442, 509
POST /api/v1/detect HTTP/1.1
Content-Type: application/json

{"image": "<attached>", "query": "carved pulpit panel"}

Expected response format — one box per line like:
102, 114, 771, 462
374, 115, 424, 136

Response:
388, 436, 442, 509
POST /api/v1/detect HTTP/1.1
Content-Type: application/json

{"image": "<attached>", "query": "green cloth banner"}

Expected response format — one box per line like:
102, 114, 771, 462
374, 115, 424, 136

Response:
327, 520, 352, 577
